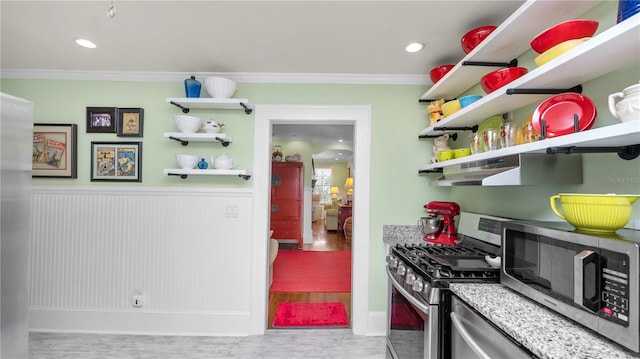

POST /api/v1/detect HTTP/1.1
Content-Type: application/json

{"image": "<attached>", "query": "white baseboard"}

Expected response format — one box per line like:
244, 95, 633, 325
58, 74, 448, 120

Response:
30, 308, 250, 336
366, 311, 387, 336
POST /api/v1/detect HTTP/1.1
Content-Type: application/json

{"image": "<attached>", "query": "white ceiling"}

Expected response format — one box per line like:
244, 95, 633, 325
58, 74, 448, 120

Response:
0, 1, 524, 76
0, 0, 525, 161
272, 123, 353, 162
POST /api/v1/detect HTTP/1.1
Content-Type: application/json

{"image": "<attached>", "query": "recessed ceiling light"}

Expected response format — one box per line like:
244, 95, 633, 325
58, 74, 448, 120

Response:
338, 139, 343, 143
405, 42, 424, 53
74, 37, 96, 49
338, 152, 343, 155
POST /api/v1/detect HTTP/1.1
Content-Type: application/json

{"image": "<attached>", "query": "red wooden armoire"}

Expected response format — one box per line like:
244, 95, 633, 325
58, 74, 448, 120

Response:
270, 162, 304, 249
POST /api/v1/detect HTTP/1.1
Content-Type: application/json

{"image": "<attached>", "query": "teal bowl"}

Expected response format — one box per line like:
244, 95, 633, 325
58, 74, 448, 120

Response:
459, 95, 483, 108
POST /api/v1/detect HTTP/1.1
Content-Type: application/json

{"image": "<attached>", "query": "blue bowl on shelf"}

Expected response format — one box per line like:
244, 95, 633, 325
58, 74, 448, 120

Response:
459, 95, 483, 108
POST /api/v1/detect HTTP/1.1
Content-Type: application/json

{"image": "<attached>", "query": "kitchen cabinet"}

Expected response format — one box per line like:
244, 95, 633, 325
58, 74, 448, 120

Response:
163, 98, 253, 180
419, 2, 640, 175
271, 162, 304, 249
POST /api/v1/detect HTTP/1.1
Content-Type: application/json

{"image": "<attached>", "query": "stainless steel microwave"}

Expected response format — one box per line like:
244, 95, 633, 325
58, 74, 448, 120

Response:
501, 221, 640, 353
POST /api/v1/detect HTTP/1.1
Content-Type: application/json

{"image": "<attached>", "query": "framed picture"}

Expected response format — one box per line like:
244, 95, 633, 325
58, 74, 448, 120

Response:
117, 108, 144, 137
90, 141, 142, 182
33, 123, 78, 178
86, 107, 117, 133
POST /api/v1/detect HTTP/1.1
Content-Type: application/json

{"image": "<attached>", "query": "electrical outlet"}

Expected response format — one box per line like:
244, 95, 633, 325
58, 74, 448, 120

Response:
225, 205, 239, 218
132, 294, 144, 307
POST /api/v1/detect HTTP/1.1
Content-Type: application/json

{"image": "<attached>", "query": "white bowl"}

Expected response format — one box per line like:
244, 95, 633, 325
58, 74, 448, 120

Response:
176, 154, 199, 169
204, 77, 237, 99
174, 115, 202, 133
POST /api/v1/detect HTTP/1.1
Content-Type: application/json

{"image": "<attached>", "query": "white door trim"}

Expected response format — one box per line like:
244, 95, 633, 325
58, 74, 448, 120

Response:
250, 104, 372, 335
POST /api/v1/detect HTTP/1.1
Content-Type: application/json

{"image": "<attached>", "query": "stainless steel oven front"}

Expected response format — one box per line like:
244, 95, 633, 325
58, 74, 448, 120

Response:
386, 266, 440, 359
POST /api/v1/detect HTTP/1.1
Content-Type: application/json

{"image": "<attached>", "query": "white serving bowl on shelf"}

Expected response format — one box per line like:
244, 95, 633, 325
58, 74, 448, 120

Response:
174, 115, 202, 133
176, 154, 199, 169
204, 77, 237, 99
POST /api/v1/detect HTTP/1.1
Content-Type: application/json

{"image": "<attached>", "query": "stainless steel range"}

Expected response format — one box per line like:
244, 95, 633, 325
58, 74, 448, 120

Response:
385, 212, 508, 359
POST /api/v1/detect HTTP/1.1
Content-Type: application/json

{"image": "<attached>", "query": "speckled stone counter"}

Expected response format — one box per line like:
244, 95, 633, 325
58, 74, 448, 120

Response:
449, 283, 638, 359
382, 225, 423, 245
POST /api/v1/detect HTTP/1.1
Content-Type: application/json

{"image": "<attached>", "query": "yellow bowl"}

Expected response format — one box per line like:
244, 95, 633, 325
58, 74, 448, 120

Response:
534, 38, 590, 67
437, 150, 454, 162
550, 193, 640, 232
441, 100, 462, 117
453, 148, 471, 158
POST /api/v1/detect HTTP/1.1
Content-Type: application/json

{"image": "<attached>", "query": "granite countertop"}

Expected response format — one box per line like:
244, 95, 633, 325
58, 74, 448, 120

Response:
449, 283, 638, 359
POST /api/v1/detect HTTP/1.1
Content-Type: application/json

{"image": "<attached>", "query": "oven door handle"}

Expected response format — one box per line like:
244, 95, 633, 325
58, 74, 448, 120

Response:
386, 267, 430, 314
450, 312, 492, 359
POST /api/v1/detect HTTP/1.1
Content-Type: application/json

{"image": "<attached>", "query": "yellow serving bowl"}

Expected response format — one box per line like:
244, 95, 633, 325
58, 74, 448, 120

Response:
534, 38, 590, 67
437, 150, 454, 162
550, 193, 640, 232
453, 148, 471, 158
441, 100, 462, 117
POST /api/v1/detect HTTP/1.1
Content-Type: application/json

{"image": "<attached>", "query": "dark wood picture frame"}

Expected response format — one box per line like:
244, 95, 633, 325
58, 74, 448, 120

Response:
86, 107, 117, 133
90, 141, 142, 182
32, 123, 78, 178
117, 108, 144, 137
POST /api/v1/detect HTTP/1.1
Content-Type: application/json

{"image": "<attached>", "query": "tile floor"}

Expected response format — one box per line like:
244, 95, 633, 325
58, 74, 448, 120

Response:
30, 330, 388, 359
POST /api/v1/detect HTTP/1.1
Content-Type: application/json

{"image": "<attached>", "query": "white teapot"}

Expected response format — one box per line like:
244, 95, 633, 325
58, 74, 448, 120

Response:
608, 82, 640, 123
211, 155, 236, 170
202, 120, 224, 133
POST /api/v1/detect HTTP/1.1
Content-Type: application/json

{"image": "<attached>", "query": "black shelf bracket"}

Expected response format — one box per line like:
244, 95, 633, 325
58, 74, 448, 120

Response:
239, 174, 252, 180
419, 133, 458, 141
506, 84, 582, 95
169, 136, 189, 146
462, 58, 518, 68
168, 173, 188, 179
418, 98, 457, 103
215, 137, 231, 147
169, 101, 190, 114
434, 125, 479, 133
240, 103, 253, 115
418, 168, 444, 174
546, 144, 640, 160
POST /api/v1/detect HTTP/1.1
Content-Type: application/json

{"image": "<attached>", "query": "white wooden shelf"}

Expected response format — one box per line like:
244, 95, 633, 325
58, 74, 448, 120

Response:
163, 168, 252, 180
419, 14, 640, 136
163, 132, 233, 146
420, 0, 600, 101
419, 121, 640, 172
166, 98, 252, 114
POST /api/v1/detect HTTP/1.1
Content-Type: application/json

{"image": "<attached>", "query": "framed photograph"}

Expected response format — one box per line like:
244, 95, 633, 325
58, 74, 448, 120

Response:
90, 141, 142, 182
33, 123, 78, 178
86, 107, 117, 133
117, 108, 144, 137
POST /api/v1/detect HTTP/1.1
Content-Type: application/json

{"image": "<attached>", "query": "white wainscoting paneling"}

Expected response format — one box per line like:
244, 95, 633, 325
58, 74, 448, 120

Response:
30, 186, 254, 335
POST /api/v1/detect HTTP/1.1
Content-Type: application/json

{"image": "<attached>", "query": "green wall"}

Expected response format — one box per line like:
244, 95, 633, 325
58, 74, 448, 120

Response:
2, 1, 638, 313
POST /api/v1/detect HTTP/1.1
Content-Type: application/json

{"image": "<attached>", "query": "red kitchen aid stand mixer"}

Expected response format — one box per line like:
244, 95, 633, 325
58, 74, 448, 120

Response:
423, 201, 461, 245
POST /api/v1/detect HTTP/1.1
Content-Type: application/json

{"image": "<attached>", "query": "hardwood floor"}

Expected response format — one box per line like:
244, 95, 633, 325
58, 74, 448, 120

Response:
268, 218, 352, 329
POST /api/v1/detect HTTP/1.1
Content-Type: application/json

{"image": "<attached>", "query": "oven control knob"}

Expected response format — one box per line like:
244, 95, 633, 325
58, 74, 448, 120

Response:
406, 271, 416, 285
397, 264, 406, 276
385, 255, 398, 268
412, 278, 424, 292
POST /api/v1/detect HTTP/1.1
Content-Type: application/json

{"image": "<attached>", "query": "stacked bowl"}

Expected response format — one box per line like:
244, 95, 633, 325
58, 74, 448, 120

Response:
174, 115, 202, 133
530, 19, 598, 66
461, 25, 497, 54
204, 77, 237, 98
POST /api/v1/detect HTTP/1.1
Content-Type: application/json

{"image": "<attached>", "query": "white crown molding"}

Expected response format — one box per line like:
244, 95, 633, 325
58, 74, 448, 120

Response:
0, 68, 428, 85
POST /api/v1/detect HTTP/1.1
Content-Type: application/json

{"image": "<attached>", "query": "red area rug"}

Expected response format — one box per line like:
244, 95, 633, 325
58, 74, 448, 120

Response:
270, 250, 351, 292
273, 302, 348, 328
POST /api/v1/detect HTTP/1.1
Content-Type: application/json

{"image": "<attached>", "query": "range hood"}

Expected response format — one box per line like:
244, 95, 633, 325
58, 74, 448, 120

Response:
429, 153, 582, 186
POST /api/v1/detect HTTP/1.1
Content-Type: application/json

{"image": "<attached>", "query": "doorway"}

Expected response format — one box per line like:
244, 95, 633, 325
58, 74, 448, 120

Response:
250, 105, 372, 335
267, 123, 354, 328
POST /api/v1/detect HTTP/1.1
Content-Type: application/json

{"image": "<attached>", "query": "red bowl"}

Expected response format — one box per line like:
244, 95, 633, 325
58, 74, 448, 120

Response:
430, 64, 455, 83
480, 67, 528, 94
530, 19, 598, 54
461, 25, 497, 54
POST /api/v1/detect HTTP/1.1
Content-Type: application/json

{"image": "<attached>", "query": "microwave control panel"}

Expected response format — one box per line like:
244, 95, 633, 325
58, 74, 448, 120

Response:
600, 251, 630, 326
